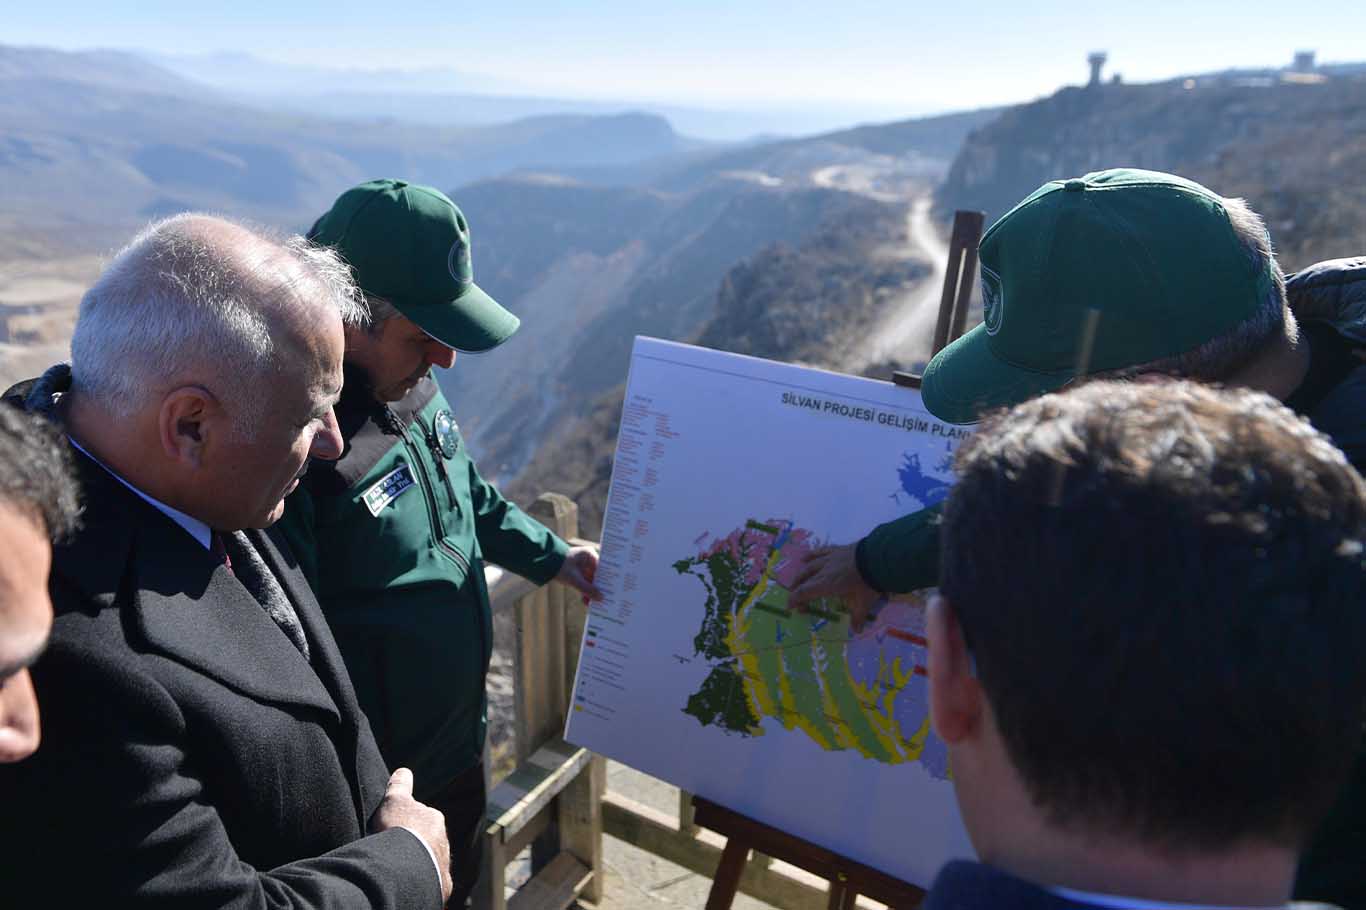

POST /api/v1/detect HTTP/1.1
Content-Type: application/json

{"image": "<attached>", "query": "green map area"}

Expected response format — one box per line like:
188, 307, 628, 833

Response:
674, 519, 941, 769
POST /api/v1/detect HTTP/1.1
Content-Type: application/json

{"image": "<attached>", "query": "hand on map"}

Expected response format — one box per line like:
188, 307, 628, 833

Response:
790, 543, 880, 632
556, 544, 604, 604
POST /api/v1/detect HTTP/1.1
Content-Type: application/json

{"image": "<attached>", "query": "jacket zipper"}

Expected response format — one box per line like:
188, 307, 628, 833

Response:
380, 405, 469, 574
422, 424, 460, 508
380, 403, 488, 668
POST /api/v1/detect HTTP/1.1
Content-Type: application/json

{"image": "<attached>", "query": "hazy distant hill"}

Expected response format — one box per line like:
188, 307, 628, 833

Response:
0, 45, 209, 96
143, 50, 919, 143
436, 96, 992, 491
938, 75, 1366, 269
0, 45, 701, 252
432, 99, 1013, 527
143, 50, 524, 97
655, 107, 1004, 192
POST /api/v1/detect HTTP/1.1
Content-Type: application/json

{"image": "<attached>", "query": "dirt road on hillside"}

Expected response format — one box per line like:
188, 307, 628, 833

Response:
808, 159, 950, 372
858, 195, 948, 369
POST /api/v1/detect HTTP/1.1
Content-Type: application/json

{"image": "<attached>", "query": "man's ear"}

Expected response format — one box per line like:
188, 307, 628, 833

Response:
928, 593, 984, 745
157, 386, 223, 468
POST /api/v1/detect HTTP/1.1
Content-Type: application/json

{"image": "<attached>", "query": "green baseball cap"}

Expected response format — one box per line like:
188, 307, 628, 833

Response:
921, 168, 1276, 424
308, 178, 519, 352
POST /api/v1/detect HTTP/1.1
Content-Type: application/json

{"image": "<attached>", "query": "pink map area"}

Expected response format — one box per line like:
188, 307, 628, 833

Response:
698, 519, 823, 589
680, 518, 949, 777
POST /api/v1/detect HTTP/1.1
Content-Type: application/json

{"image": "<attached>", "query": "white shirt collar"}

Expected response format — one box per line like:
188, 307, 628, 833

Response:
67, 436, 213, 550
1049, 885, 1283, 910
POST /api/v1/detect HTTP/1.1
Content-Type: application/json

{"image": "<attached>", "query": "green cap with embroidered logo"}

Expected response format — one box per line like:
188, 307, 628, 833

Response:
920, 168, 1276, 424
308, 178, 519, 352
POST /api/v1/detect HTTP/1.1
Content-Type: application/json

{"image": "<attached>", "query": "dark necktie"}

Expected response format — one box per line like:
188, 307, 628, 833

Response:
215, 531, 311, 661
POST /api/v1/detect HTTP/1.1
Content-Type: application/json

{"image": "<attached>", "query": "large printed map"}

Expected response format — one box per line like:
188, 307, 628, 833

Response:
676, 516, 950, 777
565, 338, 975, 886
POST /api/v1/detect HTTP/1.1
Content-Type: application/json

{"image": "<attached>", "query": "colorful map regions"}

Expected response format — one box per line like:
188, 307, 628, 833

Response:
673, 516, 949, 779
567, 337, 977, 885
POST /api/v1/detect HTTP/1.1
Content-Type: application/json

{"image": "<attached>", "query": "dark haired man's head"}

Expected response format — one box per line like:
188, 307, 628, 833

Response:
930, 379, 1366, 900
0, 406, 80, 763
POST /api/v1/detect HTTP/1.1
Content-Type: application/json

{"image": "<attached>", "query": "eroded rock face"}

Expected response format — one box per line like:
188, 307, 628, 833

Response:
937, 78, 1366, 271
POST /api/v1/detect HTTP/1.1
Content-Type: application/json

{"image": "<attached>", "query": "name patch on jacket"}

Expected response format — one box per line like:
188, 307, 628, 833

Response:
362, 465, 416, 516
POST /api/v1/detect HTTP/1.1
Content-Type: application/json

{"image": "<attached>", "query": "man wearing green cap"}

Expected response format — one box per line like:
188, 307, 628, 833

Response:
281, 178, 601, 906
790, 169, 1366, 906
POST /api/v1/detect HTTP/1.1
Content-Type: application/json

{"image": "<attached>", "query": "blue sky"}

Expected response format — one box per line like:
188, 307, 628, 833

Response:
10, 0, 1366, 113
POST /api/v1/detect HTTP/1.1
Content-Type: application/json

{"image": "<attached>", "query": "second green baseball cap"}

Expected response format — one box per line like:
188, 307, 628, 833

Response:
308, 178, 519, 352
921, 168, 1277, 424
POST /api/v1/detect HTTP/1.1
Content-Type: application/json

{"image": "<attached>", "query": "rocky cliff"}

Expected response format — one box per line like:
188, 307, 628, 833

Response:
502, 196, 926, 538
938, 76, 1366, 269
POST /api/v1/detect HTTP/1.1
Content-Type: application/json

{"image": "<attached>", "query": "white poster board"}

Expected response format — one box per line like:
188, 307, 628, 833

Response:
565, 337, 975, 886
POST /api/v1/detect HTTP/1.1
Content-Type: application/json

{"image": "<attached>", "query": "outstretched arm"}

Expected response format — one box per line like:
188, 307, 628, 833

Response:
789, 504, 945, 629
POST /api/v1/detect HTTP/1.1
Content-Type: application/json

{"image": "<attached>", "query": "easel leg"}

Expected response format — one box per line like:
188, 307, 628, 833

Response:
705, 839, 749, 910
827, 877, 858, 910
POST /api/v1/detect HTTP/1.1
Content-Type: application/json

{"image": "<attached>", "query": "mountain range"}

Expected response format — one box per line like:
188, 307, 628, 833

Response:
487, 66, 1366, 536
0, 45, 702, 255
5, 42, 1365, 540
143, 50, 920, 142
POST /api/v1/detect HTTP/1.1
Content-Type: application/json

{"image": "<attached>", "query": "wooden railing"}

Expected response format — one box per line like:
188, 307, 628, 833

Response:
478, 492, 887, 910
474, 493, 605, 910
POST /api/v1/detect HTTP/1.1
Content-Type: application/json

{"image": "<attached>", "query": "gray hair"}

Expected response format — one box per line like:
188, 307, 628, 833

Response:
1106, 197, 1289, 382
357, 293, 400, 335
70, 214, 365, 435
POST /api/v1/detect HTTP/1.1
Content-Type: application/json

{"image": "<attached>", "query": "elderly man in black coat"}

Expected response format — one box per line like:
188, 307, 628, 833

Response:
0, 214, 451, 909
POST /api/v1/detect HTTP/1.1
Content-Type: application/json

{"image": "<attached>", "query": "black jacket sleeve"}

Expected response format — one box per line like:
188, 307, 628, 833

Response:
0, 630, 441, 910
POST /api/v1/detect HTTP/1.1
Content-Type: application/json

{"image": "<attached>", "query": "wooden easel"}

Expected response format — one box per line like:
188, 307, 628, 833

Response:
698, 209, 986, 910
696, 798, 926, 910
893, 209, 987, 389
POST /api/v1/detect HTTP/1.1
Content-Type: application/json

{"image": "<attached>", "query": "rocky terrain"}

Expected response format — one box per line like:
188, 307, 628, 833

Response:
434, 109, 976, 491
939, 73, 1366, 270
496, 67, 1366, 541
501, 178, 941, 539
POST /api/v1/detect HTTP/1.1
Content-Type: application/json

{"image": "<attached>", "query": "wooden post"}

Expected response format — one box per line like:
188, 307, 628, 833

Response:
946, 212, 984, 348
892, 208, 986, 389
476, 493, 605, 910
520, 495, 573, 875
679, 790, 699, 837
930, 210, 986, 357
481, 825, 511, 910
546, 500, 607, 903
473, 738, 504, 910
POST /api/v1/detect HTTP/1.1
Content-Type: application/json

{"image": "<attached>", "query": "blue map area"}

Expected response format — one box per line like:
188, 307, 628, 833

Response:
894, 449, 954, 510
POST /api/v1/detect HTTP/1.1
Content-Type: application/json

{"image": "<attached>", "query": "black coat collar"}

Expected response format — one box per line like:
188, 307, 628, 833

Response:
57, 449, 344, 723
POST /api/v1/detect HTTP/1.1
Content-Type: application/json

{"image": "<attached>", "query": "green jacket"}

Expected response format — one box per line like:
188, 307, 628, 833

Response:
279, 369, 567, 798
855, 503, 941, 595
